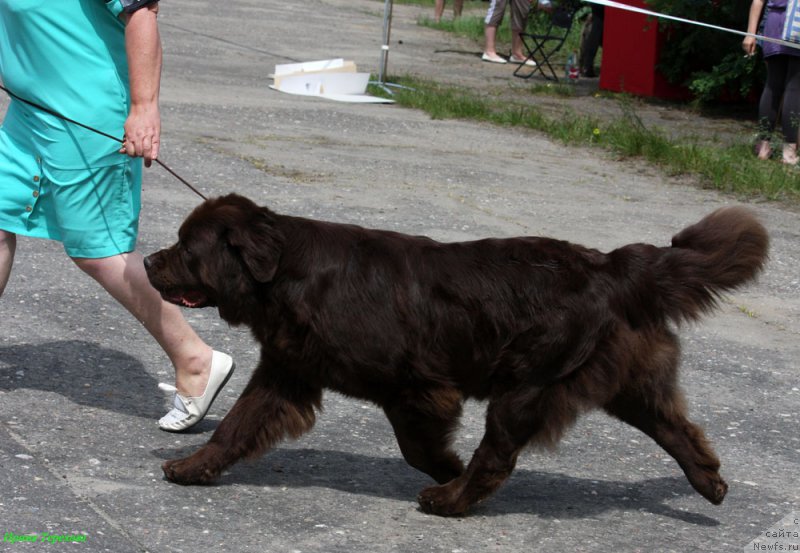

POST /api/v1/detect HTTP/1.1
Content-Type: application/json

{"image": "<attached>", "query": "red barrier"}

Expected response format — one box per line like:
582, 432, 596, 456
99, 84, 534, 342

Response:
598, 0, 691, 100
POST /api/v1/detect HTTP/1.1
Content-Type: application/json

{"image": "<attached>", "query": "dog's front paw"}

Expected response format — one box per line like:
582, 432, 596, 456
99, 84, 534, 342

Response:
417, 483, 469, 516
162, 452, 222, 485
703, 474, 728, 505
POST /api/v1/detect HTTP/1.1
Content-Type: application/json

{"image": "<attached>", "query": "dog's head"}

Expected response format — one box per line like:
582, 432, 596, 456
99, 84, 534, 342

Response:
145, 193, 284, 323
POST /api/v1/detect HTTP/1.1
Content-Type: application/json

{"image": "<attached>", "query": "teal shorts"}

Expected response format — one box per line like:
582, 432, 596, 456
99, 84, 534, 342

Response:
0, 129, 142, 259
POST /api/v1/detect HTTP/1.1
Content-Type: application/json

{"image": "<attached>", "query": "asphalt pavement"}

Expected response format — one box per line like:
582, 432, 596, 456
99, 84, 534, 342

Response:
1, 0, 798, 551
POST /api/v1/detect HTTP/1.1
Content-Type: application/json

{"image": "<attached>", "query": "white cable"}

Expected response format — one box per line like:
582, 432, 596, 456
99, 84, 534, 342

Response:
584, 0, 800, 50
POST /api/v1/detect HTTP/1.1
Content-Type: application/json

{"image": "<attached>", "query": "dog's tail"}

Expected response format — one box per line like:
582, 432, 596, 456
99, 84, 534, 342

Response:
611, 207, 769, 327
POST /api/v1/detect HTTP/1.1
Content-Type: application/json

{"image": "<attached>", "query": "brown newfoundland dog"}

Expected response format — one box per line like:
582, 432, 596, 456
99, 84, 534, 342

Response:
145, 194, 768, 516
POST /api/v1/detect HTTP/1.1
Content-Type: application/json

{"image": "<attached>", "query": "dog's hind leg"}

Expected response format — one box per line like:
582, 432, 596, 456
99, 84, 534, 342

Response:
162, 373, 321, 485
604, 388, 727, 504
603, 366, 728, 505
417, 384, 580, 516
383, 387, 465, 484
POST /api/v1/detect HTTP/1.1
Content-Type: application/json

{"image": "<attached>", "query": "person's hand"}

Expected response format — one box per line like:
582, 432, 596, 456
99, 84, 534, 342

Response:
121, 102, 160, 167
742, 35, 757, 57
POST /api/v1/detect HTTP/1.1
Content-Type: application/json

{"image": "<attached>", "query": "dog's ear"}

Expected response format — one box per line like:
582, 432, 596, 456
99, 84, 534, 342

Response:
227, 211, 284, 283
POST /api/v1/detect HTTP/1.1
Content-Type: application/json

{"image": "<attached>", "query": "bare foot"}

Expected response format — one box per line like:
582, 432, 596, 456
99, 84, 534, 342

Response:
782, 143, 798, 165
755, 140, 771, 160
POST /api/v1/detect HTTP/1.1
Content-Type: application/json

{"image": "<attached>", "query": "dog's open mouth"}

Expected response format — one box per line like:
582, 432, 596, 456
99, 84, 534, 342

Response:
164, 289, 209, 309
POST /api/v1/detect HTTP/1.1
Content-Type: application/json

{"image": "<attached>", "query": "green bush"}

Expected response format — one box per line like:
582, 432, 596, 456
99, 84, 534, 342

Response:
648, 0, 765, 103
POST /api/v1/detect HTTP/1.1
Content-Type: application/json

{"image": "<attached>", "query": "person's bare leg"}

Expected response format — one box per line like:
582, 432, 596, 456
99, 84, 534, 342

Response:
72, 251, 212, 397
0, 230, 16, 298
453, 0, 463, 18
511, 30, 525, 61
434, 0, 445, 22
484, 25, 499, 57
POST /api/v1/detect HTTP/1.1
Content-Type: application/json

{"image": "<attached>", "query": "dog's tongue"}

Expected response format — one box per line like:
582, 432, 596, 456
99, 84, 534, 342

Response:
180, 290, 207, 308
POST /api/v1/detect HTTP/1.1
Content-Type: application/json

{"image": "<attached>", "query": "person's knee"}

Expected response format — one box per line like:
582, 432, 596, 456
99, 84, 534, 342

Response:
71, 255, 110, 280
71, 252, 145, 290
0, 230, 14, 250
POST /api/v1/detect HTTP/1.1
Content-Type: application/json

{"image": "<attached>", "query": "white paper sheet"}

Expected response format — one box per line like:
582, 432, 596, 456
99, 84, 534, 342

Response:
270, 62, 394, 103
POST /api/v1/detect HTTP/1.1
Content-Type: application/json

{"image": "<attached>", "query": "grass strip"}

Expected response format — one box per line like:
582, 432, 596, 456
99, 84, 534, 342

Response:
369, 75, 800, 202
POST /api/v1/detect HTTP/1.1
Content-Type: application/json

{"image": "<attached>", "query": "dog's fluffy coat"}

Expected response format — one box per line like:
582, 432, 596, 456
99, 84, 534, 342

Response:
145, 194, 768, 516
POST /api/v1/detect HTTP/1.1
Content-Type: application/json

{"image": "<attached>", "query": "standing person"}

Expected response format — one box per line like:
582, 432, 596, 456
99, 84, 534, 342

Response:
579, 3, 604, 77
0, 0, 234, 432
482, 0, 536, 65
744, 0, 800, 164
434, 0, 464, 23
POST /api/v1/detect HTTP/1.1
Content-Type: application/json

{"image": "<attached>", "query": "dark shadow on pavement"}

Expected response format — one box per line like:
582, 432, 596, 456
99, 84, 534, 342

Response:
152, 446, 720, 525
0, 340, 164, 418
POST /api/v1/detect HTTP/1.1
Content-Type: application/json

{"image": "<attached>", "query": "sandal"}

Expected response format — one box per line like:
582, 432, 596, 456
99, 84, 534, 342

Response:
158, 350, 236, 432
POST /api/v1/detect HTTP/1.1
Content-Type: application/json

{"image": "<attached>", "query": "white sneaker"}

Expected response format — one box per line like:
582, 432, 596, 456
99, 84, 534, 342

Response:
158, 351, 235, 432
482, 52, 507, 64
509, 55, 536, 67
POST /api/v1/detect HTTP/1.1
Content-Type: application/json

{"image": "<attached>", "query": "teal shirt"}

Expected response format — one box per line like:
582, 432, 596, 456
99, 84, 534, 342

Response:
0, 0, 130, 168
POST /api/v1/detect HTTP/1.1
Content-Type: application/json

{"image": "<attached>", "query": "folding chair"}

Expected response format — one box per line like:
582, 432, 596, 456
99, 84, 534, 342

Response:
513, 0, 580, 81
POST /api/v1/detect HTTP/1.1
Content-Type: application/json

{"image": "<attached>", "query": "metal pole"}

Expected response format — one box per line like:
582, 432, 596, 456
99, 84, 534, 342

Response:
377, 0, 393, 84
371, 0, 413, 94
